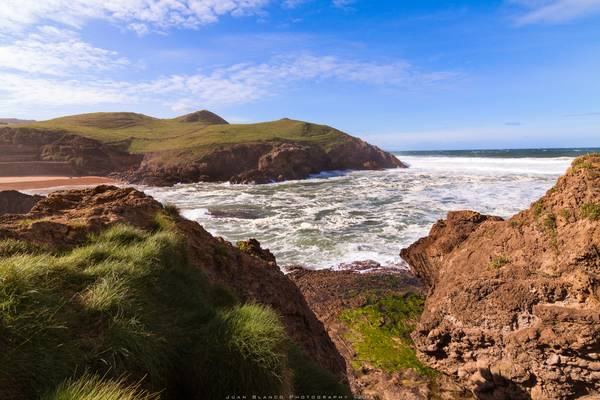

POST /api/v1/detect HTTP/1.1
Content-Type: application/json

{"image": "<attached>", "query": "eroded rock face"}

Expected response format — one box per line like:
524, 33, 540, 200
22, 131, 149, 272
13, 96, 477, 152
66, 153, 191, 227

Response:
0, 191, 43, 216
128, 139, 406, 186
400, 154, 600, 400
0, 185, 346, 378
0, 127, 142, 177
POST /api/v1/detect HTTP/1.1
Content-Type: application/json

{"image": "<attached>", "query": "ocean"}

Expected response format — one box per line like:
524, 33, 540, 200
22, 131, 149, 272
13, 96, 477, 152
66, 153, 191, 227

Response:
142, 148, 598, 269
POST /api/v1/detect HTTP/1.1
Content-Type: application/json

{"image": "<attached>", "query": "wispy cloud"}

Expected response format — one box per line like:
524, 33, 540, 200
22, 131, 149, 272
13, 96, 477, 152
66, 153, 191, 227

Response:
0, 54, 457, 113
512, 0, 600, 24
0, 0, 271, 35
0, 26, 128, 76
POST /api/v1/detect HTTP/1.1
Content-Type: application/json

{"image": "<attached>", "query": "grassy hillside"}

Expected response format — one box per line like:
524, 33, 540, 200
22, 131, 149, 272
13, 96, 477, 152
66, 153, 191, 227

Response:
25, 112, 350, 156
0, 213, 348, 399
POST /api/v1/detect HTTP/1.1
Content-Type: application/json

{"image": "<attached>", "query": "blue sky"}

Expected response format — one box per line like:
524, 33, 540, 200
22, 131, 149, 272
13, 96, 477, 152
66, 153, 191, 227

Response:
0, 0, 598, 150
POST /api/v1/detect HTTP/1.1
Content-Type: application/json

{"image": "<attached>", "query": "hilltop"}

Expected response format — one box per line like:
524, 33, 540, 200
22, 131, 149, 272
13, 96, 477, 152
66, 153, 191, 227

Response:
0, 110, 405, 185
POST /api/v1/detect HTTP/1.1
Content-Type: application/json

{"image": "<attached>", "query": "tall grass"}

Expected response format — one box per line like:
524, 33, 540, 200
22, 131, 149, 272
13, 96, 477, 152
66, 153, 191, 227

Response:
0, 222, 350, 399
42, 375, 160, 400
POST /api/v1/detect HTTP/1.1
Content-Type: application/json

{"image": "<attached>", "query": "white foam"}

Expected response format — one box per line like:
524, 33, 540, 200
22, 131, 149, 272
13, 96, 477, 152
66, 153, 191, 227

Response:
142, 156, 573, 269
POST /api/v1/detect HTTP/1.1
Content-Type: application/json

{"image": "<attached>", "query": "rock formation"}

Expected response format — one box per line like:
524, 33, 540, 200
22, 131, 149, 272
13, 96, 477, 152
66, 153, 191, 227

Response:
0, 190, 43, 215
400, 154, 600, 399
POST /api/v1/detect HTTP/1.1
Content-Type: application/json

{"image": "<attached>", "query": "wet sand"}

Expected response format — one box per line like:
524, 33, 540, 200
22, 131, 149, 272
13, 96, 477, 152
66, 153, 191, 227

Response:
0, 176, 122, 191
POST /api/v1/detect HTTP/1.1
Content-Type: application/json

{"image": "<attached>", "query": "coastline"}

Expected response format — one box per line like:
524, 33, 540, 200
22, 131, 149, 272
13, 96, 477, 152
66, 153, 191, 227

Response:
0, 176, 122, 191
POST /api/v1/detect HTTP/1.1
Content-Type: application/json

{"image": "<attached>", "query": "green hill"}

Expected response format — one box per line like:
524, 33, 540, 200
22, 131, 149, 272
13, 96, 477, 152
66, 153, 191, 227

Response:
26, 112, 348, 156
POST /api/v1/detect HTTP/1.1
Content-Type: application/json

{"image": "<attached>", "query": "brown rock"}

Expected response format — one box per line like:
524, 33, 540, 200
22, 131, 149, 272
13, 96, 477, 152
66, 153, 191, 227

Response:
0, 190, 43, 215
401, 154, 600, 399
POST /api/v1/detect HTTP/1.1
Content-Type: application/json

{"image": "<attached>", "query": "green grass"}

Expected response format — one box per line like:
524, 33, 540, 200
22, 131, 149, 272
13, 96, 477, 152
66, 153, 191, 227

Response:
581, 203, 600, 221
0, 222, 350, 399
489, 255, 510, 269
1, 222, 329, 399
42, 375, 160, 400
339, 294, 435, 377
24, 113, 350, 160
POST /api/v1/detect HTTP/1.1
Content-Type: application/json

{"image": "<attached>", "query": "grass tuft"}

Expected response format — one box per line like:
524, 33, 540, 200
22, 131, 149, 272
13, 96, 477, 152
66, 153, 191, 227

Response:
581, 203, 600, 221
196, 304, 288, 397
42, 374, 160, 400
489, 255, 510, 269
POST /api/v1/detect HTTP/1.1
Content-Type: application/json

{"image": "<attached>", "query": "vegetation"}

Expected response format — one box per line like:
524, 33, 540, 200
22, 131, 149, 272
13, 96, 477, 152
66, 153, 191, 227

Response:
25, 112, 350, 160
544, 213, 557, 232
42, 375, 160, 400
489, 255, 510, 269
572, 153, 600, 171
0, 222, 347, 399
339, 294, 435, 377
581, 203, 600, 221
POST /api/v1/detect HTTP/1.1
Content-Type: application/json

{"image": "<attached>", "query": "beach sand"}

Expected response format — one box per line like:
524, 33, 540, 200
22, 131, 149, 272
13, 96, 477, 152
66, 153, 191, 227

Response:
0, 176, 122, 191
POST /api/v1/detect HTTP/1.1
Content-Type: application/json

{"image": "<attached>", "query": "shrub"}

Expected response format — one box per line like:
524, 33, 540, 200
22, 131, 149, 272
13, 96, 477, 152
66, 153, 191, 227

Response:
544, 214, 557, 232
581, 203, 600, 221
489, 255, 510, 269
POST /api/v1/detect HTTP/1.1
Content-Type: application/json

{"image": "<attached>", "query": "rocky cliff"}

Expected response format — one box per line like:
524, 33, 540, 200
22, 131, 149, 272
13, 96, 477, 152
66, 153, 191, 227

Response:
400, 153, 600, 400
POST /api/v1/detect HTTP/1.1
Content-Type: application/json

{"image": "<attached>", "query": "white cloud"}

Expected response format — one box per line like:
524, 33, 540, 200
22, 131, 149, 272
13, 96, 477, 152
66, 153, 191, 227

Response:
512, 0, 600, 24
0, 0, 271, 35
0, 26, 128, 75
0, 54, 457, 113
332, 0, 356, 8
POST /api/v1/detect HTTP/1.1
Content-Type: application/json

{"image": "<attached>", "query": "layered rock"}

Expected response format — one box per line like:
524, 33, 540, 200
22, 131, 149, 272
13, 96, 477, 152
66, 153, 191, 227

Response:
0, 191, 43, 216
0, 185, 346, 378
400, 154, 600, 400
0, 127, 141, 177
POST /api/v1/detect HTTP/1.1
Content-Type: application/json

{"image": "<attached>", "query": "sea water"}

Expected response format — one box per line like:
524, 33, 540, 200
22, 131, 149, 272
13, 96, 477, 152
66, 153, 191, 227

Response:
142, 148, 596, 269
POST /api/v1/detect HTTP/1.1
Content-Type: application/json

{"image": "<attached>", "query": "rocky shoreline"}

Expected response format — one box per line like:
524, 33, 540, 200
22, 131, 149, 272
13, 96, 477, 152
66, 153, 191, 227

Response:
1, 153, 598, 399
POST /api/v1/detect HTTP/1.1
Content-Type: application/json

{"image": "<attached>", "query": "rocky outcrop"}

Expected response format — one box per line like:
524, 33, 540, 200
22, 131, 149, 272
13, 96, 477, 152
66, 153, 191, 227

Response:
0, 191, 43, 216
289, 262, 472, 400
400, 154, 600, 400
0, 185, 346, 378
0, 127, 141, 176
130, 139, 406, 186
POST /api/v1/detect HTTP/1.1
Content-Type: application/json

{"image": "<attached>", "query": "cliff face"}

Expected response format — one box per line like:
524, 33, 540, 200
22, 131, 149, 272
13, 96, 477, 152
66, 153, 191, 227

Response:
400, 154, 600, 400
130, 139, 405, 185
0, 186, 345, 379
0, 127, 141, 177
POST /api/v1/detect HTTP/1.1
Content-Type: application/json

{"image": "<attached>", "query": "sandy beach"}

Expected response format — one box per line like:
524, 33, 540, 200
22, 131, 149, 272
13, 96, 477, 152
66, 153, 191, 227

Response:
0, 176, 122, 191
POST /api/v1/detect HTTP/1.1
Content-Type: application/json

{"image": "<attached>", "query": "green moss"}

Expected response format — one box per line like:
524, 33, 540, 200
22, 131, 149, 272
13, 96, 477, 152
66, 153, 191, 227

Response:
581, 203, 600, 221
489, 255, 510, 269
339, 294, 435, 377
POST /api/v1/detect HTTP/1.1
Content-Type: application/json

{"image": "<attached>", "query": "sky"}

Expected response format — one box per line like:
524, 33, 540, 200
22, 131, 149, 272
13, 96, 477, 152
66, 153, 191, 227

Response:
0, 0, 599, 150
